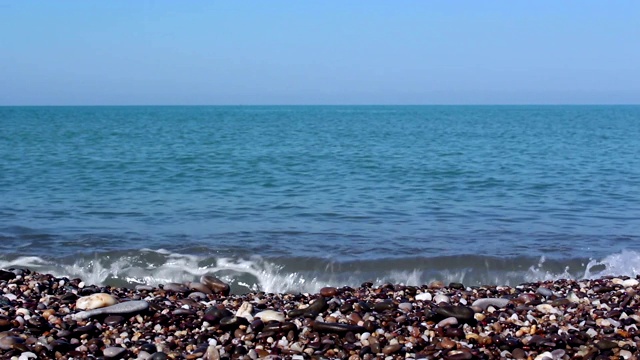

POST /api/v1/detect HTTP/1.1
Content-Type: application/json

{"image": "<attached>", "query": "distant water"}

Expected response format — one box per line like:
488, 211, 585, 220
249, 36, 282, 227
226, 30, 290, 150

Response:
1, 106, 639, 293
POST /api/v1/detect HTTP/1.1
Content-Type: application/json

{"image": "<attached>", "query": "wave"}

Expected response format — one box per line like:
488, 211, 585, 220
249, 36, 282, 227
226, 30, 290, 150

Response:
1, 249, 639, 294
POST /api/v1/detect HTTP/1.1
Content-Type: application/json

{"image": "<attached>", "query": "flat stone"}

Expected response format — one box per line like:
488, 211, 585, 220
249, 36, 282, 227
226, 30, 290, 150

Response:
312, 322, 367, 334
472, 298, 510, 310
162, 283, 189, 293
72, 300, 149, 320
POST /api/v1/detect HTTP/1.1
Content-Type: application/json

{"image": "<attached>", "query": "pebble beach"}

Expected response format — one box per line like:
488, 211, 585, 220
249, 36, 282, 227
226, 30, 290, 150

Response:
1, 269, 639, 360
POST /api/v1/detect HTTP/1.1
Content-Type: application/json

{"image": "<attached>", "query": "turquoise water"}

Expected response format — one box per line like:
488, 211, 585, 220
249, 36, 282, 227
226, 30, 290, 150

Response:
1, 106, 639, 292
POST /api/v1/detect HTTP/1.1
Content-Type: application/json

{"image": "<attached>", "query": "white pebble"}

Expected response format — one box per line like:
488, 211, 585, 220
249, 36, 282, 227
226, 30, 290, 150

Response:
434, 294, 450, 304
255, 310, 285, 323
18, 352, 37, 360
623, 279, 639, 287
536, 304, 559, 315
534, 351, 553, 360
619, 349, 633, 359
236, 302, 254, 321
76, 293, 118, 310
437, 316, 458, 328
137, 351, 151, 360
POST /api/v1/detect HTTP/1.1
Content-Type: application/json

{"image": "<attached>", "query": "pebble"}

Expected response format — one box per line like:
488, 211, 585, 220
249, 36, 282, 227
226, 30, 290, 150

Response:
434, 293, 450, 303
254, 310, 285, 323
200, 275, 230, 295
0, 268, 637, 360
435, 305, 475, 323
536, 287, 554, 297
76, 293, 119, 310
103, 346, 127, 358
72, 300, 149, 320
471, 298, 510, 310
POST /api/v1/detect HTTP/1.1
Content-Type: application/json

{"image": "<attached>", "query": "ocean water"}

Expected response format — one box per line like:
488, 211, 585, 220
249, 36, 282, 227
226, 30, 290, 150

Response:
1, 105, 639, 293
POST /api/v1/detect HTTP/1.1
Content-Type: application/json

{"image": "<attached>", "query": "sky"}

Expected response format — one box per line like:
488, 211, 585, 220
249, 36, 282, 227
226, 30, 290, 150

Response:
0, 1, 639, 105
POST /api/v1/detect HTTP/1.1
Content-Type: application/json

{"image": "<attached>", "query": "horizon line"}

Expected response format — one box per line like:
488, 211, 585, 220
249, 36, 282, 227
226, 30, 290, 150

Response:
2, 103, 639, 107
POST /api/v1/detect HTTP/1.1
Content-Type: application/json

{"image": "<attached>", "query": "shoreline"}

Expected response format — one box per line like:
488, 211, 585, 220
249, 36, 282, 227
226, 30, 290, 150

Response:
0, 269, 638, 359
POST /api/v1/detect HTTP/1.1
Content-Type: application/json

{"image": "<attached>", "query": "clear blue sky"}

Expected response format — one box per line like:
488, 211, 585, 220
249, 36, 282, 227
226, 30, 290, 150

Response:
1, 1, 638, 105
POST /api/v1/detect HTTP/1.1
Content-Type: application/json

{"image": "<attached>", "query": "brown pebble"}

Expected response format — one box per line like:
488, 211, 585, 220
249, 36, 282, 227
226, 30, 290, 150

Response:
382, 343, 402, 355
439, 338, 456, 349
320, 287, 338, 297
445, 349, 472, 360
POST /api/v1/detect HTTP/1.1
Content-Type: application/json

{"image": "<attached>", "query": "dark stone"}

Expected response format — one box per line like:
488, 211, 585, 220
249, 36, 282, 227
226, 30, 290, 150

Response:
60, 292, 78, 304
203, 306, 232, 323
435, 305, 475, 323
345, 331, 357, 343
50, 339, 73, 352
0, 270, 16, 281
263, 321, 297, 333
445, 327, 465, 338
374, 300, 396, 312
162, 283, 189, 293
288, 297, 327, 318
149, 352, 169, 360
27, 315, 50, 330
449, 282, 464, 289
140, 343, 158, 354
595, 339, 618, 350
382, 343, 402, 355
312, 321, 366, 334
73, 323, 97, 334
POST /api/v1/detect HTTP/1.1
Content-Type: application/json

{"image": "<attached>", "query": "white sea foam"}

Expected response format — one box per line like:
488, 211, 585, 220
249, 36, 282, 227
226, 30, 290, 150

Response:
1, 250, 640, 294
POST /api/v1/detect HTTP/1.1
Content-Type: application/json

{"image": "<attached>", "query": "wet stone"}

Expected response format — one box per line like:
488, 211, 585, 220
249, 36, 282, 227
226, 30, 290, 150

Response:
200, 275, 230, 295
320, 287, 338, 297
0, 270, 16, 281
435, 305, 475, 323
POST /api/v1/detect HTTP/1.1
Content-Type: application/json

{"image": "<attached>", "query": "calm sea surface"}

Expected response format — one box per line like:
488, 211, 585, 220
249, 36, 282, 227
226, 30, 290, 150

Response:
1, 106, 639, 292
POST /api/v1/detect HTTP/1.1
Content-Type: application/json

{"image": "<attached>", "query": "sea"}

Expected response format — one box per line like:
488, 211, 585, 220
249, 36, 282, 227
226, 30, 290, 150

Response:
1, 105, 639, 294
